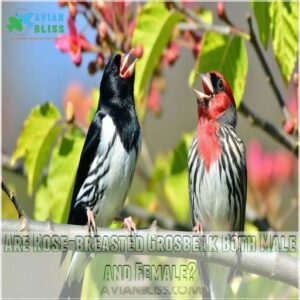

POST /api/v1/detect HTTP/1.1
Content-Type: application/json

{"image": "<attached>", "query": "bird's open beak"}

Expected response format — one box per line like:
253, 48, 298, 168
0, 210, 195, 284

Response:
120, 49, 138, 79
193, 73, 214, 102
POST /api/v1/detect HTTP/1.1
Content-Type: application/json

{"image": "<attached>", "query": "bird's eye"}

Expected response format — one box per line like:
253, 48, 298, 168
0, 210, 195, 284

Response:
217, 79, 224, 91
111, 65, 117, 72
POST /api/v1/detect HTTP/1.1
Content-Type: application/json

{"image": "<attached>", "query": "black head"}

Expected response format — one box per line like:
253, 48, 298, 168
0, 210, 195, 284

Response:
99, 50, 137, 109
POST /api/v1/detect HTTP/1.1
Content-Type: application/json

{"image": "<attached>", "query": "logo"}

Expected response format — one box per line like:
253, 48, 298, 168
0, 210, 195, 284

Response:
6, 8, 65, 38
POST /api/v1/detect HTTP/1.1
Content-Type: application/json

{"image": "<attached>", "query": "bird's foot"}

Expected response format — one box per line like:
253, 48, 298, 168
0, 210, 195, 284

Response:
193, 222, 204, 236
228, 232, 243, 282
122, 216, 137, 234
87, 208, 97, 237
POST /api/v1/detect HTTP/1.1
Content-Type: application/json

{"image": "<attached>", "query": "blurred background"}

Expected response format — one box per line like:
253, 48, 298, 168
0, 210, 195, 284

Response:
2, 1, 298, 299
3, 1, 298, 228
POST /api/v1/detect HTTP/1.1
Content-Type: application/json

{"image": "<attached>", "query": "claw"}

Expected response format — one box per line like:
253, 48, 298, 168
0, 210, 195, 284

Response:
87, 208, 97, 236
193, 222, 204, 236
123, 216, 137, 234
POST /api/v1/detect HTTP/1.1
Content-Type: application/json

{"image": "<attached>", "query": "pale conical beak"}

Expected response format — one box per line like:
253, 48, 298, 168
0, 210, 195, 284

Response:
200, 73, 214, 95
193, 89, 211, 101
120, 49, 138, 79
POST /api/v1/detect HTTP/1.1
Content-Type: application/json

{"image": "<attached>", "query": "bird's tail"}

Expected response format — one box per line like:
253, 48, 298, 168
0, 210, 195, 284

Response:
197, 260, 211, 300
197, 260, 230, 300
209, 263, 230, 300
58, 252, 91, 300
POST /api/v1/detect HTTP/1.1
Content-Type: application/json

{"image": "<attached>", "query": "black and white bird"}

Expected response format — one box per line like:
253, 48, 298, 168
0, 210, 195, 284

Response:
188, 72, 247, 299
59, 49, 141, 298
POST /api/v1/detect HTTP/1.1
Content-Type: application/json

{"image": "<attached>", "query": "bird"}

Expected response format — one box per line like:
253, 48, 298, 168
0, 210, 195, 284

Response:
188, 71, 247, 299
59, 49, 141, 299
15, 12, 34, 27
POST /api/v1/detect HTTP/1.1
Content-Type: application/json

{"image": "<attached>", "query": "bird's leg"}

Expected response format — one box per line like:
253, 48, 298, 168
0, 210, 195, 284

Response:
115, 216, 137, 234
193, 221, 204, 236
87, 208, 97, 236
123, 216, 137, 233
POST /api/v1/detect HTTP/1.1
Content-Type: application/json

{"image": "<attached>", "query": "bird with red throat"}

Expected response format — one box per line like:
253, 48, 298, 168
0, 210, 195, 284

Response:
188, 71, 247, 299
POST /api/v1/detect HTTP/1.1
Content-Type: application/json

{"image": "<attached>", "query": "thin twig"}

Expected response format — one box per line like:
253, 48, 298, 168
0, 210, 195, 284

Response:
2, 154, 24, 176
1, 180, 27, 221
239, 102, 298, 156
90, 4, 121, 50
172, 2, 250, 40
246, 15, 290, 121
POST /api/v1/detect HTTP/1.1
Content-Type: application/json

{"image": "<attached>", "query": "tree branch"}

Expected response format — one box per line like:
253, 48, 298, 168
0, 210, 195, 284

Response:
239, 102, 298, 156
2, 219, 297, 288
2, 181, 27, 223
172, 2, 250, 40
90, 4, 122, 50
246, 15, 290, 121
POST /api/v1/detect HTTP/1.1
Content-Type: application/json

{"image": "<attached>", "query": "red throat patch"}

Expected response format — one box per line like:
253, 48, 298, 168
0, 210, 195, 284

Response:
197, 119, 222, 171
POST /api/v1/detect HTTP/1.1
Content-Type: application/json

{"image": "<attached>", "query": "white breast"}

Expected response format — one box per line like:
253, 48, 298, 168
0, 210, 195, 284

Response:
197, 161, 231, 231
93, 115, 139, 227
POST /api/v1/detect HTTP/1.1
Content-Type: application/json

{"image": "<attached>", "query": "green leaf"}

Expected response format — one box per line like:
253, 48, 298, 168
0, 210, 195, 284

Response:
11, 102, 62, 195
170, 133, 193, 174
270, 1, 298, 85
164, 172, 189, 224
198, 7, 213, 24
132, 3, 181, 103
189, 32, 248, 107
34, 130, 84, 223
164, 133, 193, 224
251, 1, 270, 49
135, 190, 157, 208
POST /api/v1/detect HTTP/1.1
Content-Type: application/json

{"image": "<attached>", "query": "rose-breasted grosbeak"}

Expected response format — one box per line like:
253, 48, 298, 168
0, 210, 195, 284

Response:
59, 49, 141, 299
188, 72, 247, 299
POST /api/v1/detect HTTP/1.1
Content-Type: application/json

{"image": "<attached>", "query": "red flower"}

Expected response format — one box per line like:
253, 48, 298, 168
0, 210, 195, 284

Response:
55, 17, 92, 65
272, 152, 296, 184
148, 84, 161, 116
247, 141, 271, 189
284, 75, 298, 134
247, 140, 296, 191
163, 42, 180, 66
193, 41, 201, 59
68, 1, 77, 18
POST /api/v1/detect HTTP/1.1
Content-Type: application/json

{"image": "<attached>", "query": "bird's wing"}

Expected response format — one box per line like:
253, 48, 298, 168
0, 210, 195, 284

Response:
239, 141, 247, 232
67, 111, 104, 224
187, 137, 204, 227
221, 126, 247, 232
